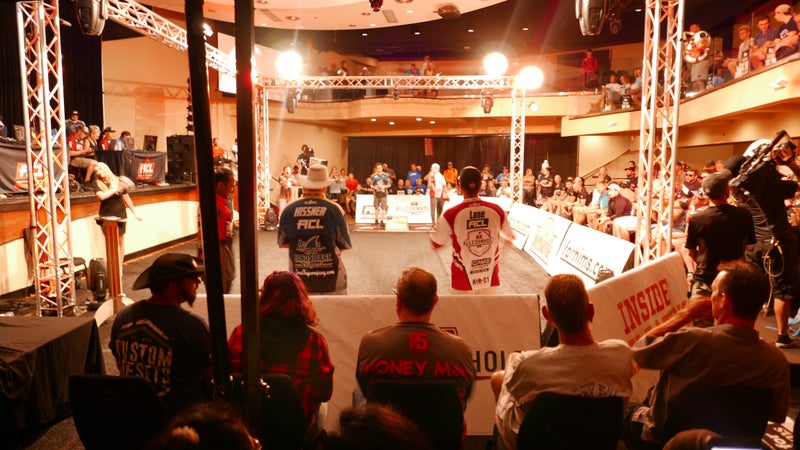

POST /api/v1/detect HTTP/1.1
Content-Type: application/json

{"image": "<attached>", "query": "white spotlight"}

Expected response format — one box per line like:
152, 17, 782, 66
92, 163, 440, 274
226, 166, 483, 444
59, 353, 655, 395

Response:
276, 51, 303, 78
483, 52, 508, 76
517, 66, 544, 90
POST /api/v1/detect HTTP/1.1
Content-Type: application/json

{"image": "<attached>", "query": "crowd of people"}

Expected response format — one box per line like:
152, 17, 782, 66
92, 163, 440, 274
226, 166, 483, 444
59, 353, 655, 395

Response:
597, 5, 799, 111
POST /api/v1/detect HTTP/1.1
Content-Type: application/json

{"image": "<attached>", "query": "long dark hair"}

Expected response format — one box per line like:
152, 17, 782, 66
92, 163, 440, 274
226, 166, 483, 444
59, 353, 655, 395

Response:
258, 271, 318, 326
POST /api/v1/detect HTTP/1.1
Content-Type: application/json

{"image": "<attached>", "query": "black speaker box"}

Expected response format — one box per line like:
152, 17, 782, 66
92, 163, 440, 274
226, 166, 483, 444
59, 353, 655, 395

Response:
167, 135, 196, 183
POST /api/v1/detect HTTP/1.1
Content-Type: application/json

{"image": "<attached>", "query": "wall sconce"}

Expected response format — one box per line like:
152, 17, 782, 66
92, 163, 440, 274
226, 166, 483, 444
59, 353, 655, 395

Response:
480, 89, 493, 114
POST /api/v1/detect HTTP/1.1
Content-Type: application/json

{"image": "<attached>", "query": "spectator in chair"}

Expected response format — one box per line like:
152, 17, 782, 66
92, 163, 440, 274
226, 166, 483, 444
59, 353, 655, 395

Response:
355, 267, 475, 408
228, 270, 334, 441
621, 261, 790, 449
492, 274, 633, 450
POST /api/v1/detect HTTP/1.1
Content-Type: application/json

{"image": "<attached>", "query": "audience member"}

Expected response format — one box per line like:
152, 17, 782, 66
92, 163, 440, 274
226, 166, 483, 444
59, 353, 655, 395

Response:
753, 14, 779, 68
443, 161, 459, 186
338, 60, 349, 76
621, 261, 790, 449
773, 4, 799, 60
522, 168, 537, 206
278, 165, 295, 218
492, 274, 633, 450
110, 253, 212, 416
536, 160, 554, 204
405, 63, 420, 76
684, 169, 754, 296
481, 164, 496, 196
67, 126, 96, 183
727, 25, 755, 78
413, 177, 426, 195
580, 48, 599, 89
147, 402, 258, 450
296, 144, 313, 175
215, 167, 236, 294
355, 267, 475, 406
406, 163, 422, 187
682, 168, 701, 195
711, 67, 727, 87
98, 126, 115, 151
431, 166, 514, 293
278, 164, 352, 294
603, 72, 625, 109
382, 162, 397, 185
596, 183, 632, 235
228, 271, 334, 437
65, 109, 86, 138
323, 403, 433, 450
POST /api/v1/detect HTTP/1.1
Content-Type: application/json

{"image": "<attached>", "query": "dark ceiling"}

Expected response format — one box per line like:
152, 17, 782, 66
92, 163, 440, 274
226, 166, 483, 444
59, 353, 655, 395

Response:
104, 0, 777, 61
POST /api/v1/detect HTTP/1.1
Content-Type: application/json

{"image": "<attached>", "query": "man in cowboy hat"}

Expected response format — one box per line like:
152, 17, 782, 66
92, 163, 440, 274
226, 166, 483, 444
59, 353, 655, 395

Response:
278, 163, 352, 294
109, 253, 212, 416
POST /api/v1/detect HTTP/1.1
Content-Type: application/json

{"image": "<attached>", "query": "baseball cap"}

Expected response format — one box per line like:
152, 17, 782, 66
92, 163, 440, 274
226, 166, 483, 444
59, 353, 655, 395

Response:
774, 4, 792, 14
133, 253, 204, 290
103, 127, 116, 133
459, 166, 481, 190
608, 183, 621, 191
71, 110, 79, 116
702, 169, 732, 199
541, 160, 552, 169
298, 164, 331, 190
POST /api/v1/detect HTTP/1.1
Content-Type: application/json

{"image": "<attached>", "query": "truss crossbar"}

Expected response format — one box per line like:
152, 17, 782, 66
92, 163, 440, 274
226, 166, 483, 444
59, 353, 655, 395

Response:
271, 76, 516, 90
18, 0, 75, 316
635, 0, 684, 265
106, 0, 235, 77
510, 88, 525, 203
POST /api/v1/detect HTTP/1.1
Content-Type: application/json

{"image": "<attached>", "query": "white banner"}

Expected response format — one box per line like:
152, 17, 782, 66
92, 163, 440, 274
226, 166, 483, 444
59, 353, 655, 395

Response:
522, 208, 574, 269
587, 253, 689, 401
547, 223, 635, 286
355, 194, 432, 224
312, 294, 541, 435
507, 203, 538, 250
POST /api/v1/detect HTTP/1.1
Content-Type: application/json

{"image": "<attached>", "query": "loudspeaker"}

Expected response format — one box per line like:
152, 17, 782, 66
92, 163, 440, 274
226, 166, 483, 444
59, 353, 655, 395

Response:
167, 135, 196, 183
75, 0, 107, 36
88, 258, 107, 301
575, 0, 606, 36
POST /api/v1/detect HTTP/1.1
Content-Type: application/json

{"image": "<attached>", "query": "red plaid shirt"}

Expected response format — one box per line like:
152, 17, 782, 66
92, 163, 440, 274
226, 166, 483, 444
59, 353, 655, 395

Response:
228, 323, 334, 423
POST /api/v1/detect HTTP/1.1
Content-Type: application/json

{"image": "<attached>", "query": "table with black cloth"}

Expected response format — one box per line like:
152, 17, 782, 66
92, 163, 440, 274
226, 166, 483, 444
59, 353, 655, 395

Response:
95, 150, 126, 176
124, 150, 166, 184
0, 316, 105, 435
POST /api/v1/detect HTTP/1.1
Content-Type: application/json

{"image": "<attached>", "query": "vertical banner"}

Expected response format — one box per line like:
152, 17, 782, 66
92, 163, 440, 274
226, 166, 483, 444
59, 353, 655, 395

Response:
424, 137, 434, 156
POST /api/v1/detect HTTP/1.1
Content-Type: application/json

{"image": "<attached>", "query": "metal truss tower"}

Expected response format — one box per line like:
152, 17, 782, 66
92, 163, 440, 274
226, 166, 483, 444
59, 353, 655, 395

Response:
635, 0, 685, 264
17, 0, 75, 316
510, 87, 526, 203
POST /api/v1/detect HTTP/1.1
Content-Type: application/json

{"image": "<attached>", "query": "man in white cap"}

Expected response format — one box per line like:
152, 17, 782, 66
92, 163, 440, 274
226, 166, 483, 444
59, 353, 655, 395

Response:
773, 4, 799, 60
278, 164, 352, 294
109, 253, 211, 416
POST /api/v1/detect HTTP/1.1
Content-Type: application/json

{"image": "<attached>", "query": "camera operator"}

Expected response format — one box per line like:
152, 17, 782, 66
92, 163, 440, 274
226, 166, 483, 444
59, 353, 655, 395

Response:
729, 135, 800, 348
296, 144, 314, 175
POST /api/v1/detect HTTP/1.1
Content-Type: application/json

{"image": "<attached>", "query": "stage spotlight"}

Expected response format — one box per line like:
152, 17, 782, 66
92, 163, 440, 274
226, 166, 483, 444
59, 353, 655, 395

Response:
517, 66, 545, 90
276, 51, 303, 78
369, 0, 383, 12
483, 52, 508, 76
75, 0, 108, 36
575, 0, 607, 36
480, 89, 493, 114
202, 23, 214, 38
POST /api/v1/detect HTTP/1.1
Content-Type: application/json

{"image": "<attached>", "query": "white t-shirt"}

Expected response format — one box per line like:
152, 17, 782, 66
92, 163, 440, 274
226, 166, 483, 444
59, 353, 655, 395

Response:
495, 340, 633, 450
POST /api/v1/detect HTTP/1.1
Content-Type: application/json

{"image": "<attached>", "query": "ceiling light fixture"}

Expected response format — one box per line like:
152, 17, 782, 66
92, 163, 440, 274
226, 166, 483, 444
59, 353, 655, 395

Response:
370, 118, 377, 122
362, 32, 368, 36
389, 121, 395, 125
429, 120, 436, 124
285, 15, 299, 21
412, 27, 421, 36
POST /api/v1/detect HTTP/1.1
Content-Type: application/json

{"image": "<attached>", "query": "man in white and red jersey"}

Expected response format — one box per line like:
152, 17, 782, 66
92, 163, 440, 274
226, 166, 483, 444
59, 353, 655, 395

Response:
430, 166, 514, 293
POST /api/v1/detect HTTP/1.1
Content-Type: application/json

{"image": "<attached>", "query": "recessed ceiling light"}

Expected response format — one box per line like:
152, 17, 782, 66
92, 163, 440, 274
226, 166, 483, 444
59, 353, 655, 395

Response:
414, 30, 421, 35
522, 26, 529, 31
389, 121, 396, 125
362, 32, 368, 36
467, 27, 474, 33
370, 118, 377, 122
369, 23, 377, 27
361, 12, 371, 16
429, 120, 436, 124
260, 22, 266, 26
406, 9, 414, 14
416, 117, 422, 121
285, 15, 299, 21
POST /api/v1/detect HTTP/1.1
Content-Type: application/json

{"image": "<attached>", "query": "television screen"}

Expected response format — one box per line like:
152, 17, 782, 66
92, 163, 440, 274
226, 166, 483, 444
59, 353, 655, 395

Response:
143, 135, 157, 152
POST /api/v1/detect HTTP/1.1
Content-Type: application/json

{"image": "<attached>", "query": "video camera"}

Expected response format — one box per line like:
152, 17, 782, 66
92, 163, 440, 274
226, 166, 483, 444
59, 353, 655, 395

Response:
729, 130, 794, 195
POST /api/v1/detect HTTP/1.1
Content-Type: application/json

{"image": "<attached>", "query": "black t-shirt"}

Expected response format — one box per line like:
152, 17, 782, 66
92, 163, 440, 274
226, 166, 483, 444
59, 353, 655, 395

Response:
686, 203, 755, 283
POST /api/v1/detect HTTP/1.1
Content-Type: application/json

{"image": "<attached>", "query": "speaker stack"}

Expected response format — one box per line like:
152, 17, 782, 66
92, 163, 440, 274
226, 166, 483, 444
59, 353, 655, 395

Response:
167, 135, 196, 184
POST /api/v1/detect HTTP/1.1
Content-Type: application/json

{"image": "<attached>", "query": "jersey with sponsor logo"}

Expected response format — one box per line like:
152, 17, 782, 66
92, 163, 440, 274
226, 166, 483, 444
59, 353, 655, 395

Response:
430, 197, 513, 290
278, 196, 352, 293
356, 322, 475, 408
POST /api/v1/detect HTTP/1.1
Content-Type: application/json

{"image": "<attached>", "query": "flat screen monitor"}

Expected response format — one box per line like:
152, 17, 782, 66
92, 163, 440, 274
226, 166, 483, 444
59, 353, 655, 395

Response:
143, 135, 157, 151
